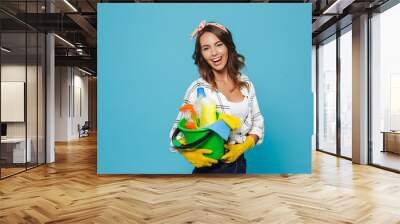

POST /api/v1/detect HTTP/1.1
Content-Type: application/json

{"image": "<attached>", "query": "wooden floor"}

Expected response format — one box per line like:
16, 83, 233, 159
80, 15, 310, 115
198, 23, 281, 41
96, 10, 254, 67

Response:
1, 135, 400, 223
0, 167, 26, 178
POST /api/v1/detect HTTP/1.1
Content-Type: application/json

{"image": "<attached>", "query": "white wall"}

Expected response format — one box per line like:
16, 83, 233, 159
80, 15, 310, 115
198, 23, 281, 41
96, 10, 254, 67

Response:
1, 65, 26, 138
55, 67, 89, 141
55, 66, 70, 141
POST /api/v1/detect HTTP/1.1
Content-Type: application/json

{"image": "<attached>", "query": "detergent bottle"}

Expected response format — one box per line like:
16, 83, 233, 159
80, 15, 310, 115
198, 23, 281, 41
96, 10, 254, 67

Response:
194, 88, 204, 124
196, 87, 217, 128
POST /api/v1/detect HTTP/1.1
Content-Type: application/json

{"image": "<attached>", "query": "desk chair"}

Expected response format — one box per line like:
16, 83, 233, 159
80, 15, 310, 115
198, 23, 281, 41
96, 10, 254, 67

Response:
78, 121, 90, 138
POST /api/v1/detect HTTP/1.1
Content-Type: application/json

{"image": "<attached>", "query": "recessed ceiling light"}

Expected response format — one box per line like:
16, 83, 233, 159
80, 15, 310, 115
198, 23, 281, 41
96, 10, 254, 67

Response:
1, 47, 11, 53
322, 0, 354, 15
63, 0, 78, 12
78, 67, 93, 76
54, 34, 75, 48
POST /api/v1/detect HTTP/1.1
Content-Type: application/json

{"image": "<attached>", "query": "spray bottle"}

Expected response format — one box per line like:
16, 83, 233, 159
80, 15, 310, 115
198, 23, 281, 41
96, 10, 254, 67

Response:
179, 104, 198, 129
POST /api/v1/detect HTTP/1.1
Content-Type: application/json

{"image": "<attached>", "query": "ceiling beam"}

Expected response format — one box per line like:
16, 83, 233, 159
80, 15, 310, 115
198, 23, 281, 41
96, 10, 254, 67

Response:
55, 55, 96, 71
67, 13, 97, 46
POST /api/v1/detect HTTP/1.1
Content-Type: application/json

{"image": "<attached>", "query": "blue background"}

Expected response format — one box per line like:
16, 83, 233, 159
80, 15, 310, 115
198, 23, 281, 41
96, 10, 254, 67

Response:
98, 3, 312, 174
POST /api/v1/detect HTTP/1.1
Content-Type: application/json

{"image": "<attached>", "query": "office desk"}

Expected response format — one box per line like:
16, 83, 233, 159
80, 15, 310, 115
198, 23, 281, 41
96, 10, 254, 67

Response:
1, 138, 32, 163
382, 131, 400, 154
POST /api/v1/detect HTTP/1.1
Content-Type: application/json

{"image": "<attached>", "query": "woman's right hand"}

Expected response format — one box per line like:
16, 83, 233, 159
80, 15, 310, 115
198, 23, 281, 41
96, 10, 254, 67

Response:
181, 149, 218, 168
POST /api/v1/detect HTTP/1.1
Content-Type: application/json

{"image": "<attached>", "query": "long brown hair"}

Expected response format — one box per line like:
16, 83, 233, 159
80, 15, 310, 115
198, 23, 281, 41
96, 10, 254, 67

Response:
192, 23, 249, 92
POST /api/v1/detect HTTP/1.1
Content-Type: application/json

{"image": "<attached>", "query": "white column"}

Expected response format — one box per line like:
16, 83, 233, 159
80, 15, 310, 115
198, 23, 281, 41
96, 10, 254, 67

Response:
45, 1, 55, 163
352, 14, 369, 164
46, 33, 55, 163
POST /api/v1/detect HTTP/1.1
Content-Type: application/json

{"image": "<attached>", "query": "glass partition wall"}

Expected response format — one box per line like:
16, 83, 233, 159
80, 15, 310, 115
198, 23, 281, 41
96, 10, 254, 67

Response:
0, 31, 27, 177
0, 2, 46, 179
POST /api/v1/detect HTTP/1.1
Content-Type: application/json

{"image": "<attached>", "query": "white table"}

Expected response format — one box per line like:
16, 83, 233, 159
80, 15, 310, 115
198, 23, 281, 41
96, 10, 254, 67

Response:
1, 138, 32, 163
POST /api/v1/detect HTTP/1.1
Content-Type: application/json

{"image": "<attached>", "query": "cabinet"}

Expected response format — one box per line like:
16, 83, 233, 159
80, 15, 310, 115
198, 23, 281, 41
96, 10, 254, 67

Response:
382, 131, 400, 154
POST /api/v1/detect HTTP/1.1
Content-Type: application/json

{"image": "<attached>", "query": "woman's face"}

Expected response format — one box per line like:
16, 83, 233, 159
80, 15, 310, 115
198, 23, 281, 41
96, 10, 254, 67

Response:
199, 32, 228, 73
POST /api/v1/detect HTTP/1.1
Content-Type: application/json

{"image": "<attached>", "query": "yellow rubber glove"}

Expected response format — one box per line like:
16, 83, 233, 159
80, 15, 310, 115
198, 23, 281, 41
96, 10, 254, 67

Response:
218, 113, 241, 130
221, 135, 255, 163
181, 149, 218, 168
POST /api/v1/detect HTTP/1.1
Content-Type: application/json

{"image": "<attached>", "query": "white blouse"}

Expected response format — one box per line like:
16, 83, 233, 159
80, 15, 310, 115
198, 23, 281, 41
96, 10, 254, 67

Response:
225, 97, 249, 144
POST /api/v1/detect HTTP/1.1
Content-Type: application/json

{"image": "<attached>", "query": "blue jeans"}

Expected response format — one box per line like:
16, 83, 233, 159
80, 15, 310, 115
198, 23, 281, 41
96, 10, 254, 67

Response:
192, 155, 246, 174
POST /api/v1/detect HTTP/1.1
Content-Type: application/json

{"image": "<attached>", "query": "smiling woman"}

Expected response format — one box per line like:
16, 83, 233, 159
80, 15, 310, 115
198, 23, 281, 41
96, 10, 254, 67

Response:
199, 32, 228, 72
192, 21, 248, 92
169, 20, 265, 174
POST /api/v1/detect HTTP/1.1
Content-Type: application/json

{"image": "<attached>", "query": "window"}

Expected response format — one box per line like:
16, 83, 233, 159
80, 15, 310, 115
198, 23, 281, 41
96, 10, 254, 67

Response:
371, 2, 400, 171
317, 35, 337, 154
339, 27, 352, 158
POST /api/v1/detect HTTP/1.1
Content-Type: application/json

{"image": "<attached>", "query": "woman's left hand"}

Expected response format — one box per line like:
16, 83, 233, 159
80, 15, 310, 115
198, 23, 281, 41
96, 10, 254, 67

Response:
221, 135, 256, 163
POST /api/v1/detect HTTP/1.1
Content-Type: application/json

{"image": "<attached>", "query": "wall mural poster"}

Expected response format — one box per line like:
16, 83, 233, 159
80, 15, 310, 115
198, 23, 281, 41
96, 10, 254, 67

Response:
98, 3, 312, 174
